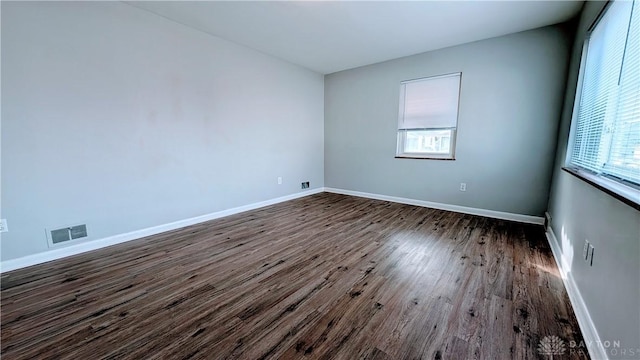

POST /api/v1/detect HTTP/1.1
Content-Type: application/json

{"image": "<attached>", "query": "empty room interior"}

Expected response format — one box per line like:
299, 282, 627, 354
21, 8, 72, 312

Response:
1, 1, 639, 359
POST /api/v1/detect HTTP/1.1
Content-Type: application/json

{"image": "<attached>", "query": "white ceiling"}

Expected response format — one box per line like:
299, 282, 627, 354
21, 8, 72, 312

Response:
127, 1, 584, 74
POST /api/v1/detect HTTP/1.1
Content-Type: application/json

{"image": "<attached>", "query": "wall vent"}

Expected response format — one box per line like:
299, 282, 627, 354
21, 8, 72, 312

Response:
49, 224, 88, 244
51, 228, 71, 243
301, 181, 310, 189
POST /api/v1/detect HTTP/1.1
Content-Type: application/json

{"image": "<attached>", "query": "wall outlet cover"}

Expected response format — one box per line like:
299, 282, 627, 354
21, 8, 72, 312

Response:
0, 219, 8, 233
583, 240, 589, 260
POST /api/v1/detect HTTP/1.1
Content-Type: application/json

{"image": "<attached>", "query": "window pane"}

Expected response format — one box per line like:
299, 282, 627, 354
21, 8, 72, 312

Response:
404, 130, 451, 154
569, 0, 640, 186
571, 0, 632, 172
603, 0, 640, 184
397, 73, 460, 159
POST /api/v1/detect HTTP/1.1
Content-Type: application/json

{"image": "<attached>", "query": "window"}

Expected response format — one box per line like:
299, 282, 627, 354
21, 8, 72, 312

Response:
567, 0, 640, 199
396, 73, 461, 159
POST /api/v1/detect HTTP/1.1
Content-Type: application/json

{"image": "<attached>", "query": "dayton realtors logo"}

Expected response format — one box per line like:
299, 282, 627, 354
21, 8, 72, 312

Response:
538, 335, 637, 358
538, 336, 566, 357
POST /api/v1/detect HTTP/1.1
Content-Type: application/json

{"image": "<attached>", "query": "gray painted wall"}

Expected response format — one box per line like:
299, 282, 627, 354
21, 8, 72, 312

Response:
324, 25, 571, 216
2, 2, 638, 355
547, 2, 640, 358
1, 2, 324, 261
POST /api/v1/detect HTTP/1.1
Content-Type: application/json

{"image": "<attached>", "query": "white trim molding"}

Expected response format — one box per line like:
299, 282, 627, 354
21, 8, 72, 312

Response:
2, 187, 546, 273
545, 227, 607, 360
325, 187, 544, 225
0, 188, 324, 273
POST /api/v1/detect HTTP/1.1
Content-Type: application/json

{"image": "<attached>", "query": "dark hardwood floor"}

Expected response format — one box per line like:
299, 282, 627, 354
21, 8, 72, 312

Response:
1, 193, 586, 359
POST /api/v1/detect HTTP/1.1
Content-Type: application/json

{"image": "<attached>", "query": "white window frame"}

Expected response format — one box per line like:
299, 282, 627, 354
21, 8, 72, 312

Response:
396, 73, 461, 160
565, 0, 640, 208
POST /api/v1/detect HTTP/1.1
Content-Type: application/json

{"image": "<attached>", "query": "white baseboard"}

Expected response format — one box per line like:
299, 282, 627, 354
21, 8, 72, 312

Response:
545, 227, 607, 360
324, 187, 544, 225
0, 188, 324, 273
1, 187, 544, 273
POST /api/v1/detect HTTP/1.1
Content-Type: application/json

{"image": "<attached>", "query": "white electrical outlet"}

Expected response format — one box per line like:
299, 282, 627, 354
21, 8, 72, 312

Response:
277, 177, 283, 185
460, 183, 467, 192
583, 240, 590, 260
0, 219, 8, 233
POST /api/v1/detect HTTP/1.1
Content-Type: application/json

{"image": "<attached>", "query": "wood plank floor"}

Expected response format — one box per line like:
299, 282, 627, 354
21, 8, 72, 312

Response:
1, 193, 586, 359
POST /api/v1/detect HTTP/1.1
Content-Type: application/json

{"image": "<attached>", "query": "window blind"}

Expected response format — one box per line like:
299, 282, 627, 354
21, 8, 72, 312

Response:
570, 0, 640, 185
398, 73, 461, 130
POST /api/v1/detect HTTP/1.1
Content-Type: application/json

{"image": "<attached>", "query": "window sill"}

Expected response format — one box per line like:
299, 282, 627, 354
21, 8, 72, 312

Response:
562, 167, 640, 211
395, 156, 455, 161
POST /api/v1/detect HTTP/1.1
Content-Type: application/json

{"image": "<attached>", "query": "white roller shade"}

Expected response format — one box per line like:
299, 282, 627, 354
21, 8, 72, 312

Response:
398, 73, 461, 130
